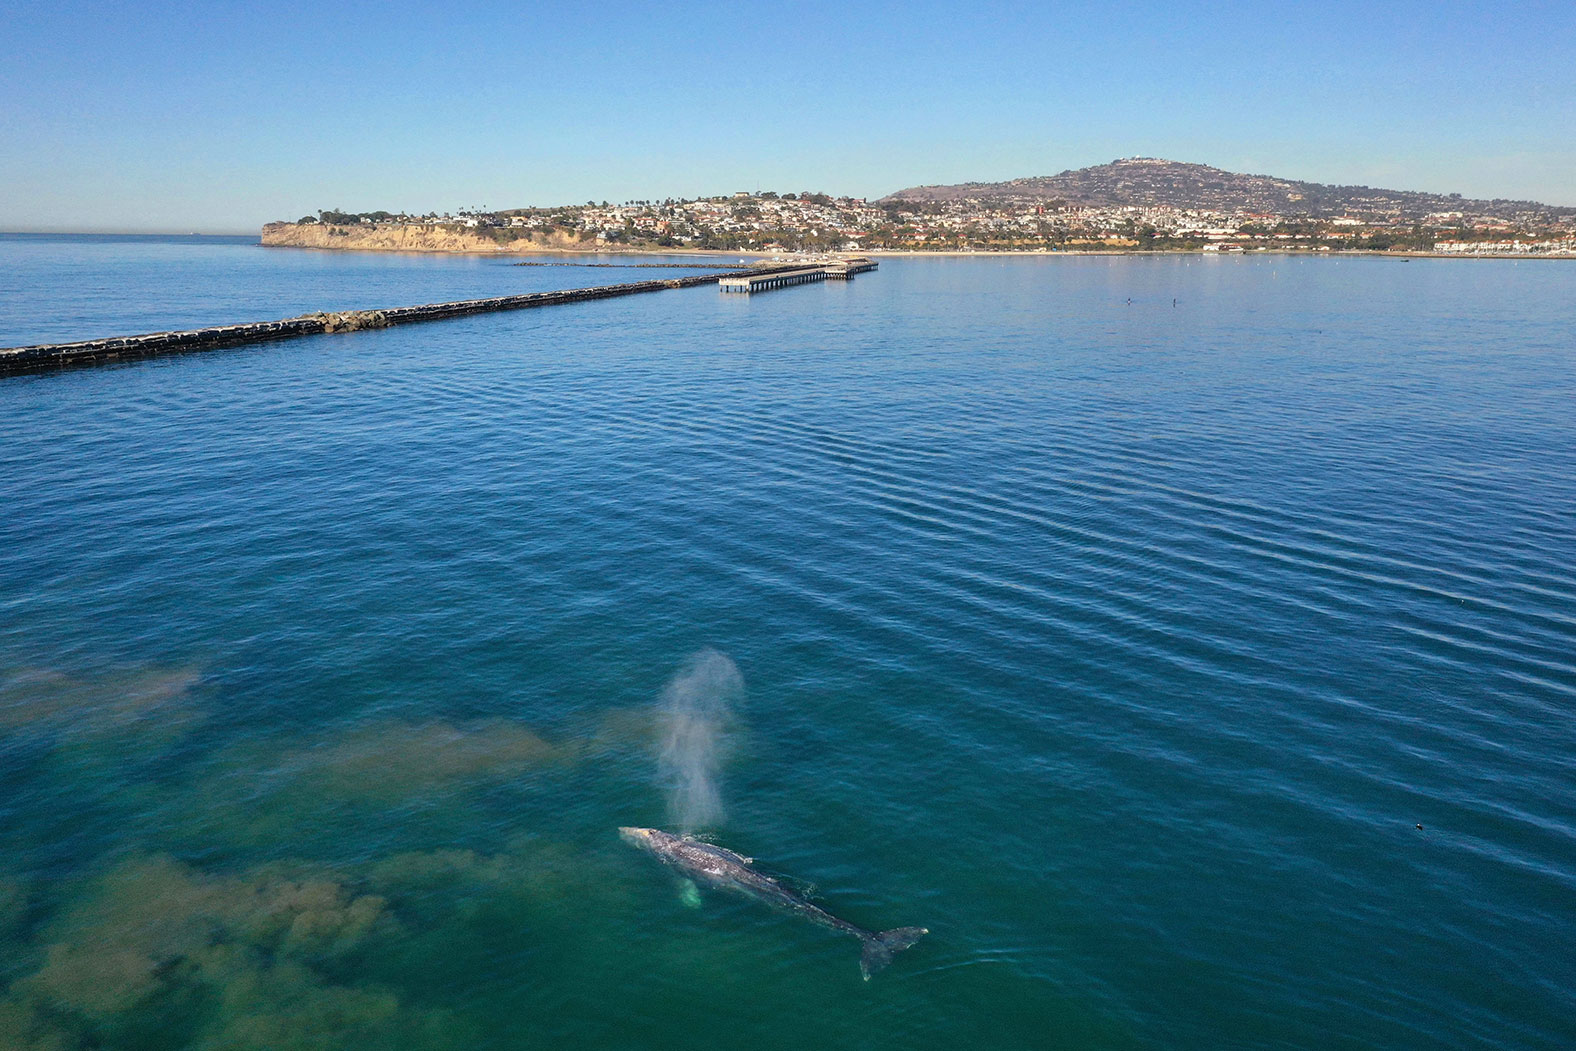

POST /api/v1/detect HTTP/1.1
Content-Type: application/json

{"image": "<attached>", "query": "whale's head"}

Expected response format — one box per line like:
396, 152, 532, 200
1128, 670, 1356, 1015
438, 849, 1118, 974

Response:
620, 827, 687, 858
619, 826, 660, 850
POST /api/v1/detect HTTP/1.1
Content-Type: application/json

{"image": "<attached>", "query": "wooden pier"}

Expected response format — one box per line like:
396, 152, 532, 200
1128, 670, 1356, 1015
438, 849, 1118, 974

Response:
718, 257, 877, 293
718, 267, 828, 294
824, 259, 878, 279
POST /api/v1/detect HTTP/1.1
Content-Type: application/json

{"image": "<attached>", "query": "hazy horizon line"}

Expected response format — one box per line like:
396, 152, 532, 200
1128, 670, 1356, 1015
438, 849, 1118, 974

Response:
1, 229, 260, 238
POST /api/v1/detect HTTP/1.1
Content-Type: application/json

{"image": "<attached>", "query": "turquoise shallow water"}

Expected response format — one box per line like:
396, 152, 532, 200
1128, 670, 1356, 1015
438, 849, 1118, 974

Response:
2, 236, 1575, 1050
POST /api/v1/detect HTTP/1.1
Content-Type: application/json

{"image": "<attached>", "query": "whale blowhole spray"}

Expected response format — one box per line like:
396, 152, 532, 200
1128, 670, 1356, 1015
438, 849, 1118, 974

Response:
657, 648, 742, 832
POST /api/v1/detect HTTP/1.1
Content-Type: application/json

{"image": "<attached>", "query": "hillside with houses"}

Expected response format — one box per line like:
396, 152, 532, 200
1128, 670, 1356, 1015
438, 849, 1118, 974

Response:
263, 160, 1576, 256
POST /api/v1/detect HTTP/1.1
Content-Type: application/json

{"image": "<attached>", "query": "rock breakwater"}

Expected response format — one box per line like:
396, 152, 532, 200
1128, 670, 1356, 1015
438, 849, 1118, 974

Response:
0, 267, 816, 375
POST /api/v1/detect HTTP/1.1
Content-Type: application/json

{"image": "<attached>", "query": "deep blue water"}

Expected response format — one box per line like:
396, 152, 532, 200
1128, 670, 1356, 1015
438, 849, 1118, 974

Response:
1, 236, 1574, 1050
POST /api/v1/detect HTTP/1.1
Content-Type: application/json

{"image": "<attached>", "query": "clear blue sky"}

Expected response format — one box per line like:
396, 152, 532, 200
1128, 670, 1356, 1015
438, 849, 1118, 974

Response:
2, 0, 1572, 232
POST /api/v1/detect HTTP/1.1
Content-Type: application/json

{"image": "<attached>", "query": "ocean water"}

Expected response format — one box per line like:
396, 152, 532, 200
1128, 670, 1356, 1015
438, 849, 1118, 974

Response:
1, 236, 1574, 1050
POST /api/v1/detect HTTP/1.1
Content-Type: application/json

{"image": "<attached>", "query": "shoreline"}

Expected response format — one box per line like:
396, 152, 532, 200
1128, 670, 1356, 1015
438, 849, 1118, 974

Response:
258, 241, 1576, 262
866, 248, 1576, 260
256, 224, 1573, 261
260, 241, 780, 259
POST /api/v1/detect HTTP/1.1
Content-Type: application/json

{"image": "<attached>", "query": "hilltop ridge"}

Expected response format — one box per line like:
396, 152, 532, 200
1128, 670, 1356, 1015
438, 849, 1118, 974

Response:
881, 158, 1572, 223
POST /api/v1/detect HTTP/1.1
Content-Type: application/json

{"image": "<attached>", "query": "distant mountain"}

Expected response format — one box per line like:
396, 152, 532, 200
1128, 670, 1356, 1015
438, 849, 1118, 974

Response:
880, 158, 1572, 221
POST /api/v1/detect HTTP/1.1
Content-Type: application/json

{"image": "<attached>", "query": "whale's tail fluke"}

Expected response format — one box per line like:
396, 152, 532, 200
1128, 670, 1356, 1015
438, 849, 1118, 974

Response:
858, 926, 928, 980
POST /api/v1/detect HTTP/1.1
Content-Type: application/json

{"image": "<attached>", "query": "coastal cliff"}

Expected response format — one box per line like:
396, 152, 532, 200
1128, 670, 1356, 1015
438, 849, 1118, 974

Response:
261, 222, 597, 254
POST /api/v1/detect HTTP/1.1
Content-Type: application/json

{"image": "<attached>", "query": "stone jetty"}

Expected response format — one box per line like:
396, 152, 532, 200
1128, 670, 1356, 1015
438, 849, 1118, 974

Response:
0, 259, 876, 375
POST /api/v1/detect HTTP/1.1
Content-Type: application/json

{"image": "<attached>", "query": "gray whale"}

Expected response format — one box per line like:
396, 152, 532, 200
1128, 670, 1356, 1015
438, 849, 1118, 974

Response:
620, 826, 927, 980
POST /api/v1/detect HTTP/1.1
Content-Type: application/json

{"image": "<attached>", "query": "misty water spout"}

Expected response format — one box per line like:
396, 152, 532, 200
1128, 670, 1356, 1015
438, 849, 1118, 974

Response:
658, 649, 743, 832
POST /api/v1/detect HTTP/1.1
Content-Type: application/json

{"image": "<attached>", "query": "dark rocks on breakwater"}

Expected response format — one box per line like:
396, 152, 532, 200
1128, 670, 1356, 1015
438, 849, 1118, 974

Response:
0, 269, 805, 375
